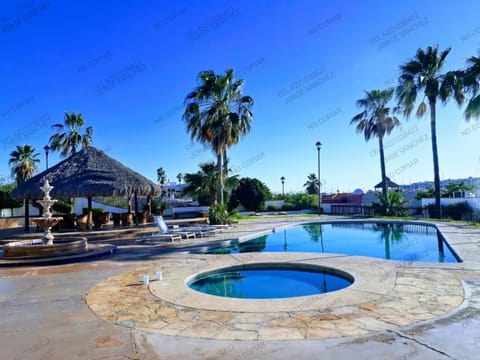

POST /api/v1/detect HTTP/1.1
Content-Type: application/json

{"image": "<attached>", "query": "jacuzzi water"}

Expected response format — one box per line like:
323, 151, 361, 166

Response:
188, 265, 353, 299
203, 222, 460, 263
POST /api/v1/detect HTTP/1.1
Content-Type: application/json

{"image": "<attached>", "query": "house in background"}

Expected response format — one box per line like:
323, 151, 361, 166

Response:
322, 189, 364, 214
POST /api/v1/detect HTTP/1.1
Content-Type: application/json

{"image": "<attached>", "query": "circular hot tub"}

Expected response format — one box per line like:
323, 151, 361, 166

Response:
187, 263, 354, 299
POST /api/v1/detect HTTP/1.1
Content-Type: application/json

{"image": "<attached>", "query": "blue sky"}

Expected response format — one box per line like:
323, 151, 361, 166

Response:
1, 0, 479, 194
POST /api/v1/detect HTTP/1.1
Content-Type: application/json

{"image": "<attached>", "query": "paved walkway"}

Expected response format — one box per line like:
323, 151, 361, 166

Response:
0, 216, 479, 359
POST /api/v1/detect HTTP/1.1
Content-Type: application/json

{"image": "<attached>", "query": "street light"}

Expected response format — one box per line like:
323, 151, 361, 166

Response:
315, 141, 322, 215
280, 176, 285, 199
43, 145, 50, 170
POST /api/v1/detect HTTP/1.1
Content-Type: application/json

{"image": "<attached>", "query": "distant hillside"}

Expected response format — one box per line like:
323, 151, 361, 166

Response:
398, 177, 480, 192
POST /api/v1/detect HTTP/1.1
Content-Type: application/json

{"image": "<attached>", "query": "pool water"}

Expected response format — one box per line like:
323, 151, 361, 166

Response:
205, 222, 459, 263
189, 267, 353, 299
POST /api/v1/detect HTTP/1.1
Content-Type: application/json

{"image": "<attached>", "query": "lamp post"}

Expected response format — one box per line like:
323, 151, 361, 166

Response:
43, 145, 50, 170
315, 141, 322, 215
280, 176, 285, 199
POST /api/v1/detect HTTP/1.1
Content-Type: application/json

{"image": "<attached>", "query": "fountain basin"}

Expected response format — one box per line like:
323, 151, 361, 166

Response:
3, 237, 88, 259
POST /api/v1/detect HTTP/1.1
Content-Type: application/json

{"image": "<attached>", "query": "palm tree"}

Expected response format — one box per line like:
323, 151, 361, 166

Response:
182, 162, 238, 206
9, 144, 40, 232
304, 173, 319, 195
49, 112, 93, 157
8, 145, 40, 185
176, 173, 183, 184
372, 190, 408, 216
396, 45, 465, 216
183, 68, 254, 204
351, 89, 400, 201
156, 167, 166, 198
464, 51, 480, 119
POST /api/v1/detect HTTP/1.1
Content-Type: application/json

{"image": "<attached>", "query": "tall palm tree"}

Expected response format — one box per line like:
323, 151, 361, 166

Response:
304, 173, 319, 195
183, 68, 254, 204
396, 45, 465, 216
464, 51, 480, 119
176, 173, 183, 184
351, 88, 400, 201
156, 167, 166, 197
49, 112, 93, 158
8, 145, 40, 185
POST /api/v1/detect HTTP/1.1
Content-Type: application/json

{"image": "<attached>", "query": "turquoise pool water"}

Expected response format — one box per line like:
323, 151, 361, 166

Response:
189, 266, 353, 299
205, 222, 460, 263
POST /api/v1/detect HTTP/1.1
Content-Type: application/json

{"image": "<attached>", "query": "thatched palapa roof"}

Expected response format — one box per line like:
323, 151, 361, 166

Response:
374, 176, 400, 190
12, 146, 160, 199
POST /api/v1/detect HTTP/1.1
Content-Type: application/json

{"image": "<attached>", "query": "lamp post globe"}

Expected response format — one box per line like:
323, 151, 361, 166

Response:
43, 145, 50, 170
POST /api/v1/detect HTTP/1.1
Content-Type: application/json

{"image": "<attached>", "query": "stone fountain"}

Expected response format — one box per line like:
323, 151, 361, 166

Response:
32, 180, 63, 245
3, 180, 88, 259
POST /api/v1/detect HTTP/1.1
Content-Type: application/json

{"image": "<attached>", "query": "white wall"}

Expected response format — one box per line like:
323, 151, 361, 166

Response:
1, 203, 41, 217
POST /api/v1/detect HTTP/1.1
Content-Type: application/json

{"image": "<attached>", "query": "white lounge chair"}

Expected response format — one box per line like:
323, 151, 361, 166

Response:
182, 225, 224, 237
154, 216, 196, 240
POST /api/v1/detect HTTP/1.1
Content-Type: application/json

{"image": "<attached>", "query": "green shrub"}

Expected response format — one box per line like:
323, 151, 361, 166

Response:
209, 203, 231, 225
283, 193, 318, 210
424, 202, 474, 220
52, 199, 73, 214
266, 204, 280, 211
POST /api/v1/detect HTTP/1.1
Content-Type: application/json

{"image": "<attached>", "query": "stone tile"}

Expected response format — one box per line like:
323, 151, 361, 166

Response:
305, 327, 343, 339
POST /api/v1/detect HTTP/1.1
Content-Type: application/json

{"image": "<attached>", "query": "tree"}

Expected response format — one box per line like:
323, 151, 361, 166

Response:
304, 173, 319, 195
156, 167, 166, 191
351, 88, 400, 201
415, 188, 435, 200
232, 177, 271, 211
371, 190, 408, 216
0, 182, 23, 211
183, 68, 254, 205
182, 162, 238, 206
8, 144, 40, 232
49, 112, 93, 157
8, 145, 40, 185
396, 46, 465, 217
441, 182, 476, 197
464, 51, 480, 119
176, 173, 183, 184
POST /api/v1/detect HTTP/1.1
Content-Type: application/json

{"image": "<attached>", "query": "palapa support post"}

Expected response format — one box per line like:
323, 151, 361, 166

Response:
24, 198, 30, 232
87, 196, 93, 229
147, 195, 151, 215
134, 192, 139, 225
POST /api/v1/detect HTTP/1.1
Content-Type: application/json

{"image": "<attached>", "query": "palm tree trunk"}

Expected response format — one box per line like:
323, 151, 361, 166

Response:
429, 98, 442, 218
217, 152, 224, 204
378, 136, 388, 206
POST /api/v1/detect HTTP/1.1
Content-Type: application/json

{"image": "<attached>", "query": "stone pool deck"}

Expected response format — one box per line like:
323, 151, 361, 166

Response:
1, 216, 479, 359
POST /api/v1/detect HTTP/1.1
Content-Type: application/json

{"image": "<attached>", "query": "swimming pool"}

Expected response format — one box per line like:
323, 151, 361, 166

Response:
188, 264, 353, 299
204, 222, 460, 263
